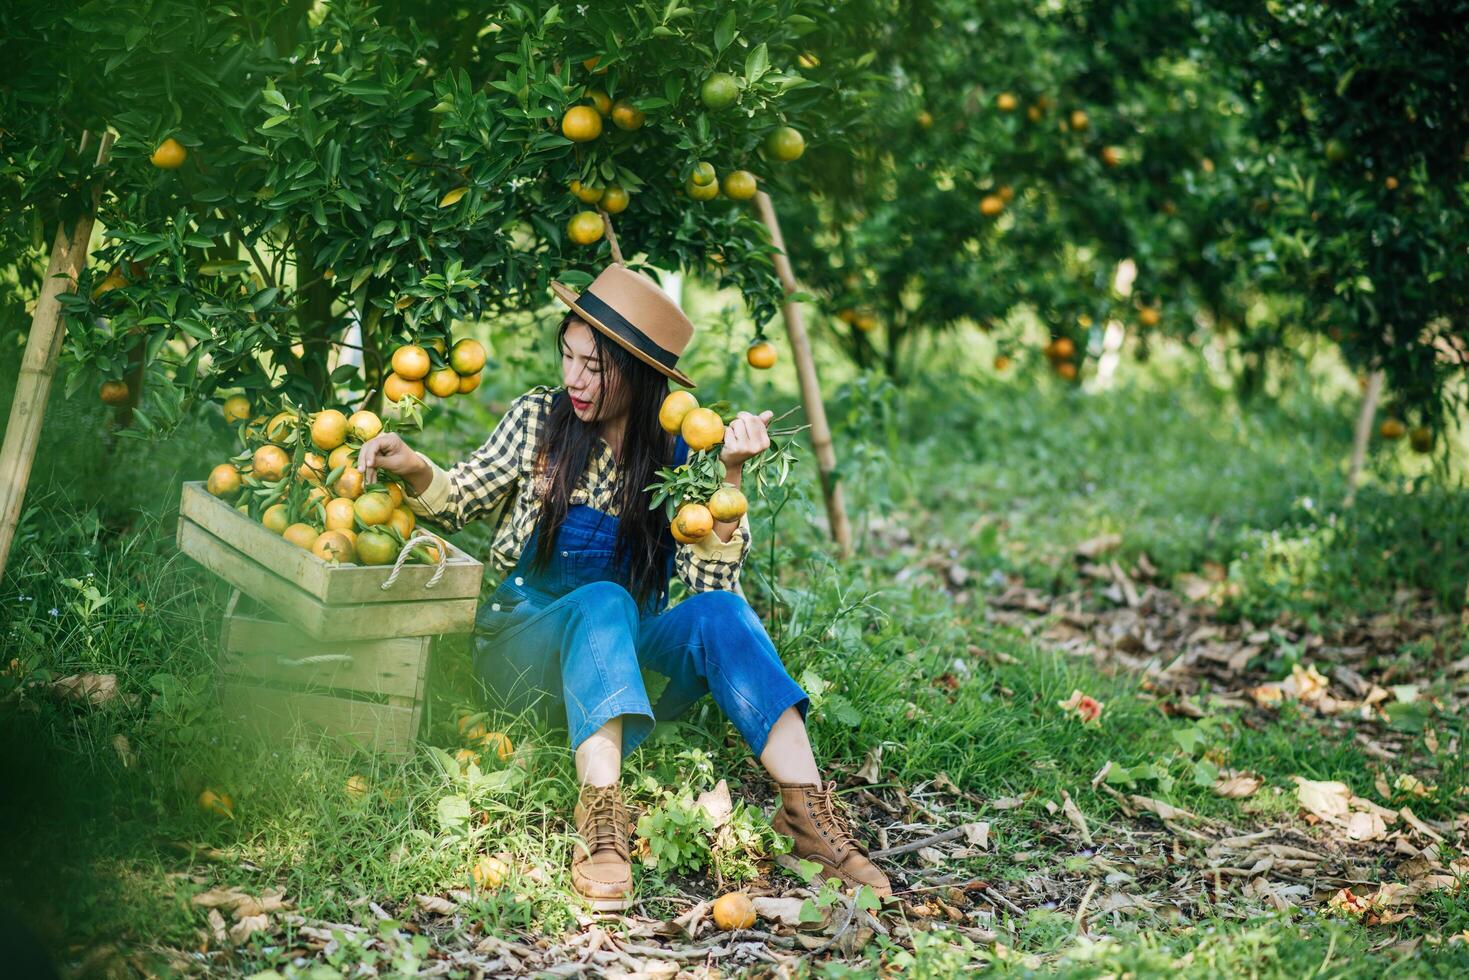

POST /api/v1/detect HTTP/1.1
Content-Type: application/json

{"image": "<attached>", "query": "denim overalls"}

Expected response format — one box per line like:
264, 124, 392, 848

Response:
471, 435, 810, 757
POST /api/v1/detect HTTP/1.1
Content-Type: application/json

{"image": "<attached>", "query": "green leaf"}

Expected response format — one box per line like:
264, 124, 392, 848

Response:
435, 795, 471, 831
744, 43, 769, 84
714, 9, 737, 52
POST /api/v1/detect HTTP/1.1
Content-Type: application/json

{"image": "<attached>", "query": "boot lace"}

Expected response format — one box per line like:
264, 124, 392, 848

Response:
581, 785, 630, 859
812, 780, 865, 854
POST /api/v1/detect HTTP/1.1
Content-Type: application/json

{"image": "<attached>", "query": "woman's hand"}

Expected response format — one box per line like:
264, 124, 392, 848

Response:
718, 410, 774, 471
360, 432, 429, 491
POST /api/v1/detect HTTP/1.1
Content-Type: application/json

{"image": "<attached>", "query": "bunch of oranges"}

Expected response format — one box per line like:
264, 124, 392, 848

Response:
1044, 336, 1078, 381
381, 337, 487, 404
205, 396, 444, 567
657, 391, 750, 544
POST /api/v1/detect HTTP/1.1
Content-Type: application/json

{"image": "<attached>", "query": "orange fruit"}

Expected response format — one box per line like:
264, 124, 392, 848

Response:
980, 194, 1004, 217
1100, 145, 1122, 167
198, 788, 233, 818
344, 775, 369, 799
797, 51, 820, 69
1384, 175, 1399, 190
1055, 361, 1078, 381
476, 730, 514, 760
222, 394, 251, 424
708, 486, 747, 523
325, 497, 356, 531
356, 529, 398, 565
1027, 104, 1044, 123
996, 93, 1018, 112
1069, 109, 1089, 131
587, 88, 612, 116
312, 530, 355, 564
568, 211, 605, 245
91, 273, 127, 300
993, 354, 1012, 371
150, 138, 188, 169
680, 407, 725, 450
916, 109, 933, 129
837, 308, 858, 324
283, 523, 317, 550
854, 313, 878, 332
1379, 418, 1406, 440
458, 371, 481, 394
388, 506, 416, 538
311, 409, 348, 450
252, 444, 290, 482
659, 390, 699, 433
307, 485, 330, 507
690, 161, 717, 187
723, 170, 758, 201
265, 410, 297, 443
600, 185, 629, 214
583, 55, 605, 73
569, 179, 605, 204
1046, 337, 1076, 360
454, 747, 481, 770
261, 504, 290, 535
328, 444, 356, 471
701, 73, 740, 110
384, 483, 404, 508
611, 100, 645, 130
1138, 306, 1161, 328
337, 527, 357, 551
746, 340, 776, 369
712, 891, 756, 930
99, 380, 130, 405
1409, 426, 1433, 453
335, 466, 365, 500
383, 373, 425, 403
354, 491, 395, 527
347, 410, 382, 442
449, 338, 487, 375
391, 345, 430, 381
206, 463, 241, 498
764, 126, 805, 161
998, 184, 1015, 202
426, 367, 461, 398
298, 452, 328, 484
561, 105, 603, 142
674, 502, 714, 542
685, 175, 719, 201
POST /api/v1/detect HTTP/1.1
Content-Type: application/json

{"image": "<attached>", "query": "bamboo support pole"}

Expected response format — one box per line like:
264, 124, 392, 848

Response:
1343, 369, 1383, 508
0, 131, 114, 583
753, 190, 852, 559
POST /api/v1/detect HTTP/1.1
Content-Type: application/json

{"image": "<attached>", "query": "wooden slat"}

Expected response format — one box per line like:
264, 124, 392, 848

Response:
221, 606, 430, 700
180, 518, 475, 640
180, 482, 482, 603
220, 680, 421, 757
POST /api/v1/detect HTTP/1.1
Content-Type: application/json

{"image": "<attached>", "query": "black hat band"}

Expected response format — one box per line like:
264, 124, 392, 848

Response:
575, 290, 680, 370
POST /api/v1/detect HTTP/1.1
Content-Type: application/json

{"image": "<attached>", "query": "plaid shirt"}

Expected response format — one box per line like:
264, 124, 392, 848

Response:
404, 385, 751, 593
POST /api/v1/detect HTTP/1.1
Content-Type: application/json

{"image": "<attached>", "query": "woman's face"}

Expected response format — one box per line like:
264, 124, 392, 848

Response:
561, 319, 625, 422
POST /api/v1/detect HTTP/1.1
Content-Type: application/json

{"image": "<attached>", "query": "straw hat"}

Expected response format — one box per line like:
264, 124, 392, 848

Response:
550, 263, 697, 389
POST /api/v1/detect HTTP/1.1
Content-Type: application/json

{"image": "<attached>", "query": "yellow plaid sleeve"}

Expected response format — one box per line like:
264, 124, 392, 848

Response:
674, 511, 752, 593
405, 388, 550, 533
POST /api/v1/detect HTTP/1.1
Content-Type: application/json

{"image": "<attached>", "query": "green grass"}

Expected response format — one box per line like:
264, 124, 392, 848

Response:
2, 339, 1467, 976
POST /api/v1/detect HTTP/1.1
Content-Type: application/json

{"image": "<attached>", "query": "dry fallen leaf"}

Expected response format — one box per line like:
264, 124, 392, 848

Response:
1213, 772, 1262, 799
855, 744, 883, 784
111, 734, 135, 769
415, 894, 458, 916
229, 913, 271, 944
1061, 791, 1093, 846
694, 779, 733, 829
960, 821, 990, 849
1292, 777, 1352, 821
52, 672, 119, 706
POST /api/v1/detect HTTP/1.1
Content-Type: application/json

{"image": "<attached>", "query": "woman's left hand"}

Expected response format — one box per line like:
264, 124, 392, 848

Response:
719, 410, 774, 470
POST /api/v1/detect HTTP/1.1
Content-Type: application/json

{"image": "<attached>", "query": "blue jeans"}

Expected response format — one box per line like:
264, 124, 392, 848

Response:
471, 503, 810, 757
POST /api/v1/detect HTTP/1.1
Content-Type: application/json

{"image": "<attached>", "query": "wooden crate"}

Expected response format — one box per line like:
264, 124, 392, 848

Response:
218, 591, 430, 756
177, 481, 482, 641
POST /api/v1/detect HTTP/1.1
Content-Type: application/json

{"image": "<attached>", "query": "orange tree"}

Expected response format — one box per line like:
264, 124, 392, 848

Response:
772, 0, 1249, 380
1205, 0, 1469, 435
0, 0, 862, 419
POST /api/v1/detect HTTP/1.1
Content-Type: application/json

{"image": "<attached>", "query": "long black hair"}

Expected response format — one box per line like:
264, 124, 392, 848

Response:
527, 314, 677, 610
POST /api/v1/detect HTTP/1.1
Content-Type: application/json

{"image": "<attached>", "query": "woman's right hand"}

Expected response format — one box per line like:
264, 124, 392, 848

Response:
360, 432, 426, 489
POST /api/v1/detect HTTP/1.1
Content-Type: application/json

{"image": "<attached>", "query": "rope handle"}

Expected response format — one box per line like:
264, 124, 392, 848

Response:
275, 654, 354, 668
380, 532, 449, 591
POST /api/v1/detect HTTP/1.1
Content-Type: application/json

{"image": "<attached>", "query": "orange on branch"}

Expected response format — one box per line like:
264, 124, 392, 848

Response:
206, 464, 241, 498
449, 338, 487, 375
261, 504, 290, 535
312, 530, 355, 564
659, 391, 699, 433
723, 170, 758, 201
561, 105, 603, 142
335, 466, 365, 500
764, 126, 805, 161
587, 88, 612, 116
680, 408, 725, 450
426, 367, 461, 398
388, 507, 416, 539
569, 179, 605, 204
298, 452, 328, 484
347, 410, 382, 442
673, 502, 714, 543
252, 445, 290, 482
708, 486, 748, 522
391, 345, 431, 381
310, 409, 348, 450
600, 185, 629, 214
568, 211, 606, 245
324, 497, 356, 531
354, 492, 395, 527
700, 73, 740, 110
746, 340, 776, 369
355, 529, 398, 565
996, 92, 1018, 112
383, 373, 425, 403
979, 194, 1004, 217
150, 138, 188, 169
611, 100, 645, 130
458, 371, 482, 394
283, 523, 318, 550
328, 445, 356, 471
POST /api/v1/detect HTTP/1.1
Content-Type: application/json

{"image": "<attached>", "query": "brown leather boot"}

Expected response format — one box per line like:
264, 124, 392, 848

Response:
770, 779, 892, 899
571, 782, 635, 911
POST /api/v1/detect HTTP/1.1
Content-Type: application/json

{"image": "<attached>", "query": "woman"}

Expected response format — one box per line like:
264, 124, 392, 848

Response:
359, 263, 890, 911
